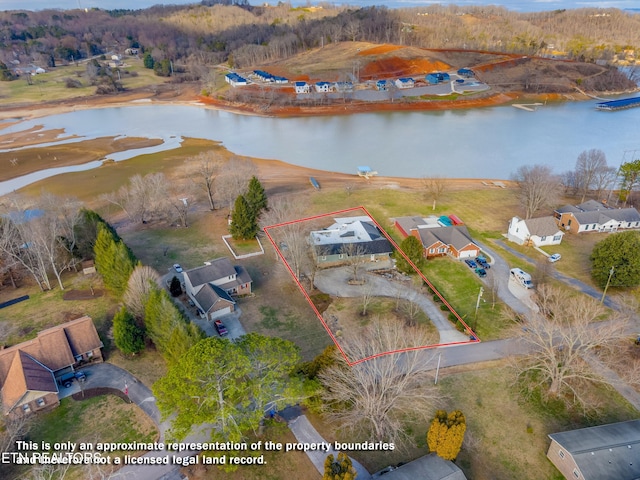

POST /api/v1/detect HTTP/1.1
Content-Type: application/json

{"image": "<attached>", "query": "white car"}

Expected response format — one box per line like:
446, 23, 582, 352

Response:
548, 254, 561, 263
173, 263, 183, 273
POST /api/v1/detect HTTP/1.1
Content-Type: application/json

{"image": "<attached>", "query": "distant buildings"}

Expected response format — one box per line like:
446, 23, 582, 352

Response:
395, 77, 415, 89
225, 72, 248, 87
394, 216, 480, 259
554, 200, 640, 234
426, 72, 450, 84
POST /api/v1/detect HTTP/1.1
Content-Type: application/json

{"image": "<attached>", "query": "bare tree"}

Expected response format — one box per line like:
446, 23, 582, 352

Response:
575, 149, 608, 203
123, 265, 162, 319
403, 300, 421, 327
421, 176, 448, 210
592, 166, 618, 202
361, 286, 374, 316
261, 197, 310, 280
26, 463, 72, 480
101, 173, 169, 224
186, 151, 222, 210
513, 285, 629, 408
215, 157, 257, 211
319, 317, 440, 446
341, 243, 368, 282
512, 165, 562, 219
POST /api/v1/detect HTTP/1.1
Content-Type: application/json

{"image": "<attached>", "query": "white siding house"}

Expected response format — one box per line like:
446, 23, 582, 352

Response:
507, 216, 564, 247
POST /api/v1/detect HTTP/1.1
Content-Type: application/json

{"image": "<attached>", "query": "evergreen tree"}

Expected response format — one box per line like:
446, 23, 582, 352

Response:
93, 222, 137, 297
144, 289, 204, 364
169, 276, 182, 297
113, 306, 145, 355
394, 235, 425, 274
143, 52, 155, 69
245, 176, 268, 216
229, 195, 258, 240
591, 231, 640, 288
323, 452, 356, 480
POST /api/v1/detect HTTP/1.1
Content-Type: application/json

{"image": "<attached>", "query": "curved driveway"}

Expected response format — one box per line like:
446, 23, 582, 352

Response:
314, 267, 469, 344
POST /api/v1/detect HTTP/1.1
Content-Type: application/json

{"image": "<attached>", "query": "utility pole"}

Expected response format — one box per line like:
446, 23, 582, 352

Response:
434, 353, 441, 384
473, 286, 484, 334
600, 266, 615, 304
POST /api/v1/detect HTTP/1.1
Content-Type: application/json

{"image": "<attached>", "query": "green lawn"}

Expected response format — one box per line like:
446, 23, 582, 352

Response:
0, 273, 115, 347
421, 257, 510, 340
0, 57, 167, 104
438, 364, 639, 480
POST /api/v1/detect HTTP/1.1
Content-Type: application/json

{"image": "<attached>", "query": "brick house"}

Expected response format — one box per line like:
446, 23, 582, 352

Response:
394, 216, 480, 259
554, 200, 640, 234
0, 316, 103, 419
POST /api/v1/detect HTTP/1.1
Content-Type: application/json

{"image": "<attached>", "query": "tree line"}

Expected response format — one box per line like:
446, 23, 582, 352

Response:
1, 4, 639, 78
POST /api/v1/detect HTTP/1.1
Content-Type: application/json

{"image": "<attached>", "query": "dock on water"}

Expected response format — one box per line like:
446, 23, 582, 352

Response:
512, 103, 543, 111
357, 166, 378, 179
596, 97, 640, 111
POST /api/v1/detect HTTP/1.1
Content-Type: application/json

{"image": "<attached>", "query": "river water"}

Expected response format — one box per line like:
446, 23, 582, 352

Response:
2, 99, 639, 187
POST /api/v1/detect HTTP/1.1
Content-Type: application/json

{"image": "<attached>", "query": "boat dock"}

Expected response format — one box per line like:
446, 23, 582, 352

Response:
357, 166, 378, 179
512, 103, 543, 112
596, 97, 640, 111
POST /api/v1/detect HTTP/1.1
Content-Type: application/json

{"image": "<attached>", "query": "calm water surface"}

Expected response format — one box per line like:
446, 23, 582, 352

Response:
2, 100, 639, 183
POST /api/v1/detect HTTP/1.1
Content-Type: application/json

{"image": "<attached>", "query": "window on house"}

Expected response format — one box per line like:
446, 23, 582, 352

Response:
321, 256, 326, 261
429, 248, 435, 254
553, 235, 561, 241
558, 450, 565, 459
22, 404, 30, 413
74, 355, 82, 362
438, 247, 446, 253
573, 469, 580, 478
87, 351, 93, 358
339, 254, 344, 259
37, 398, 45, 407
628, 223, 632, 228
541, 236, 546, 241
568, 220, 572, 226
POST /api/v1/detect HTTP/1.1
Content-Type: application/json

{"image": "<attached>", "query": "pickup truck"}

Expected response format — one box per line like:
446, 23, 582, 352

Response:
214, 319, 228, 336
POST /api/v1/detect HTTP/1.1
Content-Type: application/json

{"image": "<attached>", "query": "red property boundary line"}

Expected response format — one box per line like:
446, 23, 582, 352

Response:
262, 206, 480, 366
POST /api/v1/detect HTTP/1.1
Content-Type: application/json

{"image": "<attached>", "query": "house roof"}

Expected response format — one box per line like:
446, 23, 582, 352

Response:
2, 351, 57, 413
549, 419, 640, 480
415, 226, 478, 251
376, 453, 467, 480
310, 216, 393, 257
184, 258, 237, 289
194, 283, 235, 313
523, 216, 563, 237
0, 316, 100, 413
395, 216, 441, 235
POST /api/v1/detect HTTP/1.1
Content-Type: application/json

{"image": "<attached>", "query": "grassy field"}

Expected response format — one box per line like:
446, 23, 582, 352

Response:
0, 57, 166, 104
14, 395, 158, 480
0, 273, 115, 347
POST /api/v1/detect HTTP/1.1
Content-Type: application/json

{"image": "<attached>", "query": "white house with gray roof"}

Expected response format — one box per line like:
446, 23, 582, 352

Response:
373, 453, 467, 480
554, 200, 640, 234
309, 216, 393, 266
507, 216, 564, 247
547, 419, 640, 480
182, 257, 252, 320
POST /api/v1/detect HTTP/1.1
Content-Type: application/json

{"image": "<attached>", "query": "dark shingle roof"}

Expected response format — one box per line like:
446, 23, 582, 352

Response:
549, 420, 640, 480
185, 258, 237, 288
315, 239, 393, 256
416, 226, 477, 251
376, 453, 466, 480
194, 283, 235, 313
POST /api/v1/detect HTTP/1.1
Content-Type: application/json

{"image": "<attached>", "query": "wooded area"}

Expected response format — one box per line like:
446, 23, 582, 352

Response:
1, 3, 639, 75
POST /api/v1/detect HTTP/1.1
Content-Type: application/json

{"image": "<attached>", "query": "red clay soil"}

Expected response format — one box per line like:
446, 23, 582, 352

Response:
358, 44, 404, 56
359, 56, 450, 80
197, 92, 522, 117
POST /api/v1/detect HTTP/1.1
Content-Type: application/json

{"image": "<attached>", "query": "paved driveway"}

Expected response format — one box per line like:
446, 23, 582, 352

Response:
314, 267, 469, 344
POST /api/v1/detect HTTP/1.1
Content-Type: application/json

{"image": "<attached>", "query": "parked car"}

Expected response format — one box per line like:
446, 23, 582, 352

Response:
173, 263, 183, 273
464, 259, 477, 268
476, 257, 490, 269
548, 253, 562, 263
75, 371, 86, 383
475, 267, 487, 278
214, 319, 228, 336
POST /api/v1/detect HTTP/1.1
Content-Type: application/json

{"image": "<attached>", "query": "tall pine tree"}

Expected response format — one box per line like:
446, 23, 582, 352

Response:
245, 176, 268, 216
113, 306, 145, 355
93, 223, 137, 297
229, 195, 258, 240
